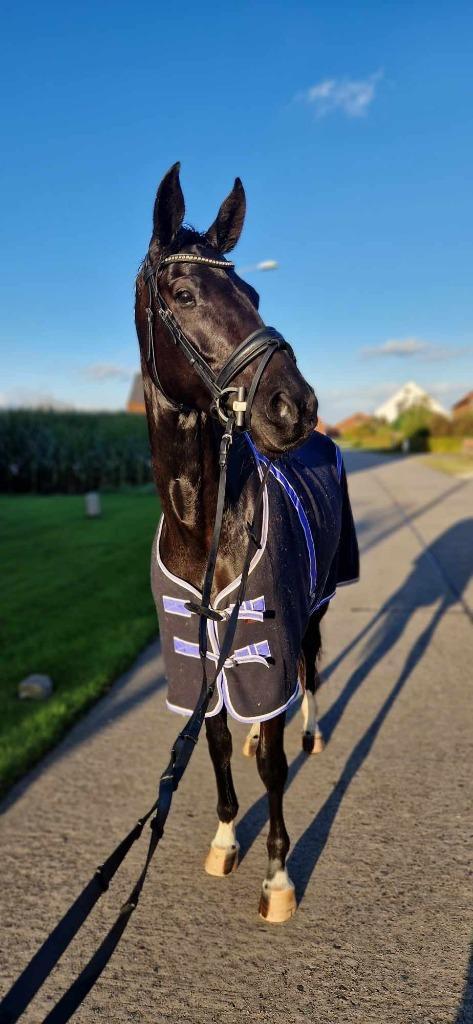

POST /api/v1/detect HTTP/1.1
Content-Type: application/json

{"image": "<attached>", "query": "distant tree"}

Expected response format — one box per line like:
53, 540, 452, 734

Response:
451, 411, 473, 437
393, 403, 435, 451
393, 402, 433, 434
429, 412, 452, 437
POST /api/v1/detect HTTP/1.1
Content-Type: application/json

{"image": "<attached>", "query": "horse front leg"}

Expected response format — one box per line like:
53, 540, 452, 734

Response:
204, 708, 239, 876
256, 713, 296, 923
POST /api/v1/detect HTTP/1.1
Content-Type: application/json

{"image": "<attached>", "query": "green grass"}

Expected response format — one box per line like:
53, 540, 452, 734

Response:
422, 453, 473, 478
0, 491, 161, 795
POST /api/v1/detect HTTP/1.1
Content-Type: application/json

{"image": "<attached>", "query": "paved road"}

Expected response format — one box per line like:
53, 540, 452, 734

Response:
1, 452, 472, 1024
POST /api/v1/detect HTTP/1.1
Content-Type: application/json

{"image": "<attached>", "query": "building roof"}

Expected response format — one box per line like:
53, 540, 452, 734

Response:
452, 390, 473, 412
127, 373, 145, 413
375, 381, 448, 423
336, 412, 370, 433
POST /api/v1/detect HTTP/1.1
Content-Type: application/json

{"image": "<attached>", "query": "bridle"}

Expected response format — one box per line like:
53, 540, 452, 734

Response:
142, 251, 295, 430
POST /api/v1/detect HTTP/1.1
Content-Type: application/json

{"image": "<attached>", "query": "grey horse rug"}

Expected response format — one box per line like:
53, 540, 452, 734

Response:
151, 431, 359, 724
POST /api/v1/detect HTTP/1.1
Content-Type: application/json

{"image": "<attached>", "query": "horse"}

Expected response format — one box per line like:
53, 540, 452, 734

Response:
135, 163, 359, 923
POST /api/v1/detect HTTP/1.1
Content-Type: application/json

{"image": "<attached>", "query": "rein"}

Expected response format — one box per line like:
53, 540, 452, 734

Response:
0, 250, 281, 1024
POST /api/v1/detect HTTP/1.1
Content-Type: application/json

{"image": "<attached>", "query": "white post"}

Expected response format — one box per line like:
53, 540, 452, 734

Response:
85, 492, 102, 517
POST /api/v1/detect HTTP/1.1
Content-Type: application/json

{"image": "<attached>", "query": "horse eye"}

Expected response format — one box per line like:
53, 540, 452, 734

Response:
175, 289, 195, 307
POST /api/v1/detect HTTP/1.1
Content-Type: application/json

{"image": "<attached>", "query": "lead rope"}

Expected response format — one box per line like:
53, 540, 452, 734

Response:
0, 423, 271, 1024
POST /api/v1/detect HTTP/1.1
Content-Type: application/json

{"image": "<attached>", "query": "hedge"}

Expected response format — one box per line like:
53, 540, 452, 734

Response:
428, 436, 464, 453
0, 410, 152, 494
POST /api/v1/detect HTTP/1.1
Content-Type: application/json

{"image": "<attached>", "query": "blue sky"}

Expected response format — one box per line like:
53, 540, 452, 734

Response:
1, 0, 472, 422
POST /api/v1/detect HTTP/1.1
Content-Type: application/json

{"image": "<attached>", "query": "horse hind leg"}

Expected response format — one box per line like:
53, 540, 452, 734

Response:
204, 709, 240, 876
301, 610, 326, 755
301, 686, 325, 754
256, 714, 296, 924
242, 721, 260, 757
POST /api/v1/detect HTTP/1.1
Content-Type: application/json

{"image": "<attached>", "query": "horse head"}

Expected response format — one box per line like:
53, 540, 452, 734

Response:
135, 162, 318, 456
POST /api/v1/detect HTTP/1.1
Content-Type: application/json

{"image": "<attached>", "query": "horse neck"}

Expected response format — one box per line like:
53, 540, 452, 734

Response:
143, 378, 256, 592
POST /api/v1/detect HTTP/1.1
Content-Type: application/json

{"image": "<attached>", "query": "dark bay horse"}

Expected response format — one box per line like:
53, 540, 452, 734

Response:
135, 163, 358, 923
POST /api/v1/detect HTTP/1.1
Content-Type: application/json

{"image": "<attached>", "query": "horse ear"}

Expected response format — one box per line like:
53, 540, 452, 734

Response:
152, 162, 185, 247
206, 178, 246, 253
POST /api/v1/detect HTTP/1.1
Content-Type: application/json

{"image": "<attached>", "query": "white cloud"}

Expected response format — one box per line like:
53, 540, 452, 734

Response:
298, 70, 383, 118
361, 337, 429, 358
81, 363, 134, 382
360, 337, 472, 361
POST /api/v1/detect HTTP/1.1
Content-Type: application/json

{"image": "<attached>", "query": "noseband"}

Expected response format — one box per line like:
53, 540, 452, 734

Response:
142, 252, 295, 429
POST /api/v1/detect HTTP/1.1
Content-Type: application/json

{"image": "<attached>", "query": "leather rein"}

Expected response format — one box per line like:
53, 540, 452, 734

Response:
0, 251, 289, 1024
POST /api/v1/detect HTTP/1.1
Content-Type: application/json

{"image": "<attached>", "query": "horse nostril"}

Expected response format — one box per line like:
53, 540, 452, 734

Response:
268, 391, 297, 425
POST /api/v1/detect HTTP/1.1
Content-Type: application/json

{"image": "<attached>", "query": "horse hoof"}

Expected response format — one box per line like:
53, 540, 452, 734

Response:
204, 843, 239, 877
242, 734, 259, 757
302, 731, 325, 755
259, 881, 297, 924
313, 731, 325, 754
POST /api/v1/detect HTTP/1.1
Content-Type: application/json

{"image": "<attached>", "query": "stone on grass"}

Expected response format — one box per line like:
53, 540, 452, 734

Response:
18, 674, 54, 700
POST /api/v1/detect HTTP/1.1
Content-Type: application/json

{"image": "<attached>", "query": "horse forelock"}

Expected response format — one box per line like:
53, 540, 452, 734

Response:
136, 225, 223, 290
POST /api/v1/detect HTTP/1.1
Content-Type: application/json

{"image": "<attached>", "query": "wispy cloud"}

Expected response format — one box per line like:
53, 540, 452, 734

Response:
297, 70, 383, 118
0, 388, 74, 410
360, 337, 472, 362
81, 363, 133, 382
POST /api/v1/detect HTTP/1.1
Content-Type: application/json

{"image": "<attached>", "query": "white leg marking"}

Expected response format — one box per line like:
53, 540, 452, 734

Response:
263, 866, 293, 892
211, 819, 237, 850
302, 691, 324, 753
205, 818, 239, 876
242, 722, 260, 757
301, 691, 316, 734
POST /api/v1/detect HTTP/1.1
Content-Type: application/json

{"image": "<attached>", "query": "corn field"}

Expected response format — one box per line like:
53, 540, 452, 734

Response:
0, 411, 153, 493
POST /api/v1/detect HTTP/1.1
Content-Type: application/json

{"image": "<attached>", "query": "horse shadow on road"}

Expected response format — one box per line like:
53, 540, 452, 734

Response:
237, 519, 473, 910
320, 516, 472, 744
355, 479, 467, 560
454, 943, 473, 1023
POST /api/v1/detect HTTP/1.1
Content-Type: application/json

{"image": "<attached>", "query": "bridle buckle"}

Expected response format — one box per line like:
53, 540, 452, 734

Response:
219, 429, 233, 468
232, 386, 247, 428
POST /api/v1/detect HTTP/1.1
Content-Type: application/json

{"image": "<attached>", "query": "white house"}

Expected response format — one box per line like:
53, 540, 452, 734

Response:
375, 381, 449, 423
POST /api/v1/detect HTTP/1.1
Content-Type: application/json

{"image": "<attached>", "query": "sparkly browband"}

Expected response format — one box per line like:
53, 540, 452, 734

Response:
159, 253, 234, 270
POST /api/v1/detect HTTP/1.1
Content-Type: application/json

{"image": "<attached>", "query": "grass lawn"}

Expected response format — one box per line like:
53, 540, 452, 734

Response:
422, 453, 473, 478
0, 490, 160, 796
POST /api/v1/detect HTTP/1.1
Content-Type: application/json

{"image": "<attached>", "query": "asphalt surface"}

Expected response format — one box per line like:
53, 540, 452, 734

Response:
1, 451, 472, 1024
